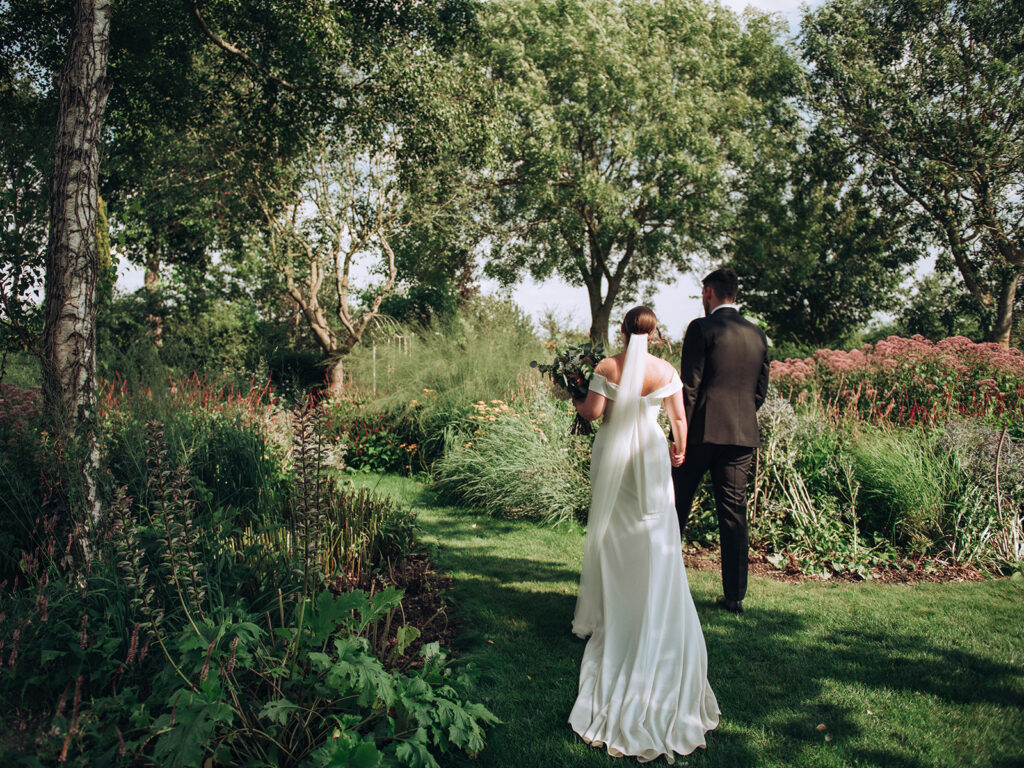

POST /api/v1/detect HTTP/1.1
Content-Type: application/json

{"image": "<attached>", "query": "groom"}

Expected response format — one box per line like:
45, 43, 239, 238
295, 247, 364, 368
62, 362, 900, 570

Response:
671, 268, 769, 614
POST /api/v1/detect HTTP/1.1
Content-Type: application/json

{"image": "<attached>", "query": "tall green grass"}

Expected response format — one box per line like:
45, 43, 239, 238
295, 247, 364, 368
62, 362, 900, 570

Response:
851, 422, 1024, 565
435, 390, 592, 525
342, 297, 547, 464
850, 427, 951, 544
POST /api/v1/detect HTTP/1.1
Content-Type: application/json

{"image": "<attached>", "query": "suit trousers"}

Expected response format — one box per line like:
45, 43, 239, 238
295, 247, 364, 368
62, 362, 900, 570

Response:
672, 443, 753, 603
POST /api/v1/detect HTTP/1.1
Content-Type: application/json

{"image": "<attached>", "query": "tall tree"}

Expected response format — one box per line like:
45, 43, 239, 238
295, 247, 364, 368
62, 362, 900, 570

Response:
801, 0, 1024, 348
481, 0, 801, 344
42, 0, 111, 534
897, 272, 985, 342
729, 129, 922, 347
3, 0, 480, 348
253, 45, 497, 393
257, 135, 403, 395
0, 0, 481, 544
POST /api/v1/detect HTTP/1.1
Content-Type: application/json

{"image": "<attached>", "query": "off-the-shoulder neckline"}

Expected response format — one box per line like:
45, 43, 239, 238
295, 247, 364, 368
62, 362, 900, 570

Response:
591, 371, 681, 397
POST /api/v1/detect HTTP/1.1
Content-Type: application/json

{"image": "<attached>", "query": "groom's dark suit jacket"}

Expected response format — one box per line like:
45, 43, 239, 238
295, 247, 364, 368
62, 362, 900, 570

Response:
680, 307, 770, 449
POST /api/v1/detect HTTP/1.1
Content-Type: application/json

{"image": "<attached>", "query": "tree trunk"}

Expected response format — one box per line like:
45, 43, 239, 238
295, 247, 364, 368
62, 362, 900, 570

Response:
42, 0, 112, 541
143, 251, 163, 346
589, 299, 612, 347
144, 251, 160, 292
990, 271, 1021, 349
586, 274, 622, 347
326, 356, 345, 397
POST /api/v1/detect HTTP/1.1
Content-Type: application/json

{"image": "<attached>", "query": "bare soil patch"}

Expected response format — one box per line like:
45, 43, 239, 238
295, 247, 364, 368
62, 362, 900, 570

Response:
331, 551, 457, 671
683, 546, 989, 584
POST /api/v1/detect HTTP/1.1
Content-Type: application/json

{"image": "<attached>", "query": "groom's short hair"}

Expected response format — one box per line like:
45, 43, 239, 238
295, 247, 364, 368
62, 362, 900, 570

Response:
703, 268, 738, 301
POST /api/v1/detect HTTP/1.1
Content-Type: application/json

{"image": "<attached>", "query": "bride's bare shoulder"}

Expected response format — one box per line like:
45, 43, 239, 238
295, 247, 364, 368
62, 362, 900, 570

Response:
647, 356, 677, 389
595, 354, 624, 381
652, 357, 677, 377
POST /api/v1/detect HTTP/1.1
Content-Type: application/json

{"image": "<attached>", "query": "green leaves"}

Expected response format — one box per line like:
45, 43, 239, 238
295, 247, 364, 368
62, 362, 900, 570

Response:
483, 0, 801, 341
153, 689, 234, 768
394, 737, 441, 768
531, 342, 606, 400
258, 697, 301, 726
305, 590, 371, 642
729, 126, 922, 346
394, 624, 421, 657
302, 586, 405, 643
801, 0, 1024, 345
312, 733, 384, 768
311, 636, 397, 709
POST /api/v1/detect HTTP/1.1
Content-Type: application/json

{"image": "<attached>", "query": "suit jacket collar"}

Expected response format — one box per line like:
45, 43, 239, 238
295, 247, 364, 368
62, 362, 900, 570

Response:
711, 304, 740, 316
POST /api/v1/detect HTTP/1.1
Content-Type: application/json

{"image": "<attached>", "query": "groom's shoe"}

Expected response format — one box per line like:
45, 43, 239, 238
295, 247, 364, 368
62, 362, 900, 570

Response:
715, 595, 743, 614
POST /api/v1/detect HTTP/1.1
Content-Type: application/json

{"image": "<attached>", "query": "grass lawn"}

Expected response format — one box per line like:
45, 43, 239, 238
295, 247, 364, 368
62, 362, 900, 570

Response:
354, 474, 1024, 768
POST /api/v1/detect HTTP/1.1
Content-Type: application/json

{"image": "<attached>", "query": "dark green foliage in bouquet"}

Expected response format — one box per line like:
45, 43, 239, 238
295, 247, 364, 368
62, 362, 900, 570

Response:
531, 343, 606, 434
531, 343, 606, 400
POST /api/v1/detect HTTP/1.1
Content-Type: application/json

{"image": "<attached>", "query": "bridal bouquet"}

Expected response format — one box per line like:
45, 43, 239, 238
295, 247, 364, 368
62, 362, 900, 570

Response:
531, 342, 605, 434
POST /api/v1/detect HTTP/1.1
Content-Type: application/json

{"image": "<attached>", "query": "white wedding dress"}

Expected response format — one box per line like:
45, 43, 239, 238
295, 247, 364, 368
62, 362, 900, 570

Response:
569, 334, 720, 762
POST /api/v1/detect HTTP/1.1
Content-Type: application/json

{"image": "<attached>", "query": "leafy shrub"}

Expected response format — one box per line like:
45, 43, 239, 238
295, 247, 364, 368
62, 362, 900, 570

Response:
343, 296, 547, 466
750, 391, 885, 576
97, 287, 318, 398
848, 424, 1024, 567
321, 398, 421, 474
0, 413, 497, 767
939, 420, 1024, 564
0, 350, 39, 388
100, 374, 291, 527
435, 391, 592, 524
745, 390, 1024, 574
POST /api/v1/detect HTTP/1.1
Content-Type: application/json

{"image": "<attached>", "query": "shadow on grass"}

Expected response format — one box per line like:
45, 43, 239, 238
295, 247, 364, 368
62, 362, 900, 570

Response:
408, 490, 1024, 767
699, 605, 1024, 767
423, 513, 539, 542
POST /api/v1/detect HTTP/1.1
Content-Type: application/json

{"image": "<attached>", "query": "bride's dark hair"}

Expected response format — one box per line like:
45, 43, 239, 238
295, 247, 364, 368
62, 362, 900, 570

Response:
621, 305, 669, 348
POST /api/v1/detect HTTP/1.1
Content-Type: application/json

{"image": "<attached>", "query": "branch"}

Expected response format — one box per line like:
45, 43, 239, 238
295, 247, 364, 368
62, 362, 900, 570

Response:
186, 0, 304, 92
354, 233, 399, 341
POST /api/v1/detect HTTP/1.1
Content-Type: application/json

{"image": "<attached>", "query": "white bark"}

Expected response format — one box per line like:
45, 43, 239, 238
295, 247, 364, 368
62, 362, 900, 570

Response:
42, 0, 112, 538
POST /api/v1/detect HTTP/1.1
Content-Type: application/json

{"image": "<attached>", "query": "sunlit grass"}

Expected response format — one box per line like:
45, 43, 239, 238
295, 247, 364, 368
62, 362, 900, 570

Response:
356, 474, 1024, 768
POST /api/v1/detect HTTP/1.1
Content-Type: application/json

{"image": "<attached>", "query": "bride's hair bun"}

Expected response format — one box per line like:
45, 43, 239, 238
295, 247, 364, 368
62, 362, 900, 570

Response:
621, 306, 658, 339
621, 305, 670, 349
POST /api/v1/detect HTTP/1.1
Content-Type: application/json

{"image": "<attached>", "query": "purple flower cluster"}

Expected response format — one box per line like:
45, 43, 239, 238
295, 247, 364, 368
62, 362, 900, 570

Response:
772, 335, 1024, 429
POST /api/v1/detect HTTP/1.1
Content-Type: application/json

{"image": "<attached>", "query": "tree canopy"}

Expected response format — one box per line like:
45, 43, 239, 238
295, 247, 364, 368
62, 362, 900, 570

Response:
802, 0, 1024, 347
481, 0, 802, 344
729, 128, 923, 348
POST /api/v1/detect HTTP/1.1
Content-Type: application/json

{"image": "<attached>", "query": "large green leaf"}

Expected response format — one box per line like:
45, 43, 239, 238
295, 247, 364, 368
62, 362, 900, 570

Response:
152, 689, 234, 768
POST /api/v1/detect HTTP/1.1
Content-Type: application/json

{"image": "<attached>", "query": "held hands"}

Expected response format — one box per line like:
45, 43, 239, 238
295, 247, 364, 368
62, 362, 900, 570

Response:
669, 441, 685, 467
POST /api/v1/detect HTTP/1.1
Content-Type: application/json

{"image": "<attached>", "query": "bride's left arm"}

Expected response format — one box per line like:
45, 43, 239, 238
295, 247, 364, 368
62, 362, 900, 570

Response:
573, 359, 613, 421
573, 389, 607, 422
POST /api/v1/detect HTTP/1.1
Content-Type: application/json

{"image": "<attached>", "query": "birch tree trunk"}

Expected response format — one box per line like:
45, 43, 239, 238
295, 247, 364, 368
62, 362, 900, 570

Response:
42, 0, 112, 540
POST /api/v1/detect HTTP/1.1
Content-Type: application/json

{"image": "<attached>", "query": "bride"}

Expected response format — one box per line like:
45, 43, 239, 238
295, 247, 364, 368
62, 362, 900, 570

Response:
569, 306, 719, 762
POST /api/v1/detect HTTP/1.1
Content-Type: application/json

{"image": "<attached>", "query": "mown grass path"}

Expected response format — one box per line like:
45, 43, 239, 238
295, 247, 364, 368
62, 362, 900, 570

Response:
357, 475, 1024, 768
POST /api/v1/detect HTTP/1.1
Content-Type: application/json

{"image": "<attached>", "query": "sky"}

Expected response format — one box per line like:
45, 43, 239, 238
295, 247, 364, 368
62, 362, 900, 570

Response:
115, 0, 827, 342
